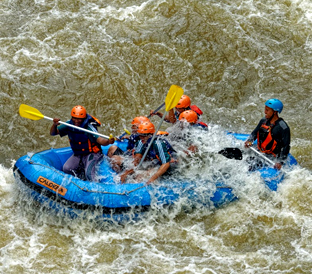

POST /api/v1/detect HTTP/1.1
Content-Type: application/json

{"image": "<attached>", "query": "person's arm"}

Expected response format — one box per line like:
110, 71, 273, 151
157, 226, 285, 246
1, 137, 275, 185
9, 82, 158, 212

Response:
50, 118, 60, 136
187, 144, 198, 154
245, 119, 265, 147
146, 162, 170, 185
150, 110, 163, 118
145, 140, 171, 184
150, 109, 177, 123
96, 136, 115, 146
120, 154, 142, 183
275, 122, 291, 169
164, 109, 177, 124
120, 168, 135, 183
120, 135, 130, 140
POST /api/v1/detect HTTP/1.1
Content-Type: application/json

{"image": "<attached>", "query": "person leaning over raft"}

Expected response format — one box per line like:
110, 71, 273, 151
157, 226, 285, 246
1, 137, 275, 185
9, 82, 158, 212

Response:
107, 116, 151, 172
120, 121, 176, 185
150, 95, 204, 124
50, 105, 114, 180
177, 110, 208, 154
244, 99, 290, 170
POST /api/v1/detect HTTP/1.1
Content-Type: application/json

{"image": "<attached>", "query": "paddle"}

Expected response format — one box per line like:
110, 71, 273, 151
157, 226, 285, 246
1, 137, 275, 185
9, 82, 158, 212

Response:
218, 148, 243, 160
117, 129, 131, 140
19, 104, 111, 139
249, 146, 275, 166
219, 146, 276, 166
137, 85, 184, 169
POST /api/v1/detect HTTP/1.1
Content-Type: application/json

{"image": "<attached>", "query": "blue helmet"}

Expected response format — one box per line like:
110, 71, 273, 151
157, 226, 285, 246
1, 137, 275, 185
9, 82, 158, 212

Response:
265, 99, 283, 113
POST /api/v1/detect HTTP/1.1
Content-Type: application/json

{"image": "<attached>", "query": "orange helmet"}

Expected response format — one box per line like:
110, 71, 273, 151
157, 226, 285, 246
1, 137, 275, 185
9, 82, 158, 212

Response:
131, 116, 150, 125
137, 122, 155, 134
179, 110, 198, 124
71, 105, 87, 118
176, 95, 191, 108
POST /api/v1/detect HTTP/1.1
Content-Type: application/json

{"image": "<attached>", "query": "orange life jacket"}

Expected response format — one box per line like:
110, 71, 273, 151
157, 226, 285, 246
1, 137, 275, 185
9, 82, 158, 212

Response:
257, 123, 278, 156
196, 121, 208, 128
190, 105, 203, 115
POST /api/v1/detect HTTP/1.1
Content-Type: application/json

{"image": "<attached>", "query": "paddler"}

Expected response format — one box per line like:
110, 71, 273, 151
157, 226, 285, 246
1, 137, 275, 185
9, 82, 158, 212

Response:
120, 121, 176, 185
149, 94, 204, 124
164, 110, 208, 157
107, 116, 151, 172
50, 105, 114, 180
244, 99, 290, 170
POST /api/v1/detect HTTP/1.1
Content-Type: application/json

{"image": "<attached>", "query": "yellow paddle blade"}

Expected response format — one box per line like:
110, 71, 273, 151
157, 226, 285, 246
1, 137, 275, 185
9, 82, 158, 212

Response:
19, 104, 44, 121
124, 128, 131, 135
165, 85, 184, 111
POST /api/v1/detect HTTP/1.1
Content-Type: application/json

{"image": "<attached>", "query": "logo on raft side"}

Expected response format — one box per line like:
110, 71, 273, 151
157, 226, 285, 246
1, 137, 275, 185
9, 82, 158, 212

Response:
36, 176, 67, 196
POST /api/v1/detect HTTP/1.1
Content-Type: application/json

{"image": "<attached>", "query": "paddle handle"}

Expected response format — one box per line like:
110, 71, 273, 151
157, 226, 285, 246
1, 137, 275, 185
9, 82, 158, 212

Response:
249, 146, 275, 166
46, 116, 110, 139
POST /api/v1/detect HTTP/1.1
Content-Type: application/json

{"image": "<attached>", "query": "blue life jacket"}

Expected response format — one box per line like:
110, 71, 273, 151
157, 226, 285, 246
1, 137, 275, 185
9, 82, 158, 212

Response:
127, 134, 140, 151
66, 114, 102, 156
135, 137, 173, 164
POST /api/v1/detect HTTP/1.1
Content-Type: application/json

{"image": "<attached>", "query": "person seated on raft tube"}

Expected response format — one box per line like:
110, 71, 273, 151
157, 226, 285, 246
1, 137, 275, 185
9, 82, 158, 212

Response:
150, 95, 204, 124
244, 99, 290, 170
107, 116, 151, 173
50, 105, 115, 180
120, 121, 176, 185
170, 110, 208, 155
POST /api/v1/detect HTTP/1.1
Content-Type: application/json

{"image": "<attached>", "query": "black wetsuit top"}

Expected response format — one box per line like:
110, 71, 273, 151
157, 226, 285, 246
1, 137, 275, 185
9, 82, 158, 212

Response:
247, 117, 290, 163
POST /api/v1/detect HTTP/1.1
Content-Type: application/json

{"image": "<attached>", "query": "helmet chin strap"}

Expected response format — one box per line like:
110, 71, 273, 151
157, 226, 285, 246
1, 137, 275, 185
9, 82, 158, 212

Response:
268, 111, 278, 122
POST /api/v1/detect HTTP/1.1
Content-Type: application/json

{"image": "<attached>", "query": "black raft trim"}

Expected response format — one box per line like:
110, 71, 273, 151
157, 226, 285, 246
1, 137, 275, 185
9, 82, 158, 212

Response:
13, 166, 151, 215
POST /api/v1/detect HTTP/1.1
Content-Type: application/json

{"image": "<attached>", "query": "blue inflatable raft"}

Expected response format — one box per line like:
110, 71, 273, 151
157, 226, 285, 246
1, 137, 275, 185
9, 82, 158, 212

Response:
13, 133, 298, 222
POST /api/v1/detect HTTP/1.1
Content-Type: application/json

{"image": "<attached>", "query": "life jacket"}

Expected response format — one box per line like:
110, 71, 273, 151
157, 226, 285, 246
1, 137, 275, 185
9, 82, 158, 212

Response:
136, 137, 174, 164
174, 105, 203, 119
190, 105, 203, 115
67, 114, 102, 156
90, 115, 101, 127
157, 131, 169, 136
157, 136, 176, 154
127, 134, 140, 151
257, 119, 280, 156
194, 121, 208, 129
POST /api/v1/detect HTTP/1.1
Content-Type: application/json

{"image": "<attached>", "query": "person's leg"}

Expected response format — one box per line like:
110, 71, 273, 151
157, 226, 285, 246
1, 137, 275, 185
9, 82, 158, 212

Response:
110, 155, 125, 173
62, 154, 81, 176
107, 146, 118, 158
246, 156, 264, 171
84, 153, 104, 181
107, 146, 124, 158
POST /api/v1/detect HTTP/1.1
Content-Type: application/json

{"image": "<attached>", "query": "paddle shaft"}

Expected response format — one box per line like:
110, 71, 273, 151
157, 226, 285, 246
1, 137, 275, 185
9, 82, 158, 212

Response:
249, 146, 275, 166
47, 116, 110, 139
137, 112, 167, 169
